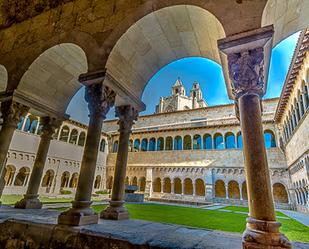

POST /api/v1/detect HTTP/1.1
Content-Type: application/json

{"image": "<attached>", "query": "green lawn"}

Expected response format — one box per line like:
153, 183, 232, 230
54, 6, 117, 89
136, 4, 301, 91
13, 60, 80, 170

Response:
220, 206, 289, 217
55, 203, 309, 243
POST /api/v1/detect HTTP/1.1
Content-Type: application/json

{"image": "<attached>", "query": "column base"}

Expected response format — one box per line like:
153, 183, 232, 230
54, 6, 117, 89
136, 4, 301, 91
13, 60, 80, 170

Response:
14, 194, 42, 209
100, 200, 129, 220
242, 217, 291, 249
57, 201, 99, 226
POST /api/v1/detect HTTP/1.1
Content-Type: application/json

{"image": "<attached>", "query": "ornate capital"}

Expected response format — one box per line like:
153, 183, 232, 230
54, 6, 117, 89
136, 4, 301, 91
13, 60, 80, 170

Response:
228, 48, 264, 99
116, 105, 138, 133
1, 101, 29, 128
85, 83, 116, 119
40, 117, 62, 140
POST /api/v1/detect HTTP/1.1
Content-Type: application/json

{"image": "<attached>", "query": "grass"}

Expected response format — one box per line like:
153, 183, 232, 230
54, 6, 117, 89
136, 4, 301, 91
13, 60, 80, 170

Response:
220, 206, 288, 217
54, 203, 309, 243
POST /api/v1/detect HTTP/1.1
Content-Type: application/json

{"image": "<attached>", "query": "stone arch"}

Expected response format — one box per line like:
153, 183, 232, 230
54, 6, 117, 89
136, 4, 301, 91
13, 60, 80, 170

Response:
214, 133, 224, 149
94, 175, 101, 189
139, 177, 146, 192
78, 132, 86, 146
225, 132, 236, 149
141, 138, 148, 151
264, 130, 276, 148
195, 178, 205, 196
69, 129, 78, 145
149, 137, 156, 151
41, 169, 55, 187
228, 180, 240, 199
237, 131, 243, 149
61, 171, 70, 188
174, 136, 182, 150
125, 176, 129, 186
184, 178, 193, 195
153, 177, 161, 193
193, 134, 202, 150
69, 173, 79, 188
107, 176, 113, 190
273, 183, 289, 204
242, 181, 248, 200
4, 165, 16, 186
132, 176, 138, 186
59, 125, 70, 142
215, 179, 225, 198
14, 167, 30, 186
203, 133, 212, 149
100, 139, 106, 152
113, 141, 119, 153
133, 139, 141, 152
163, 178, 171, 193
157, 137, 164, 151
165, 136, 173, 150
174, 177, 182, 194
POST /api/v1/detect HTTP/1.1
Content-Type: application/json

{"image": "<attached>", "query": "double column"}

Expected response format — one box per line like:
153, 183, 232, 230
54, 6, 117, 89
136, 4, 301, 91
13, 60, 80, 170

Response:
15, 117, 61, 209
0, 100, 29, 203
58, 80, 115, 226
101, 105, 138, 220
218, 26, 291, 249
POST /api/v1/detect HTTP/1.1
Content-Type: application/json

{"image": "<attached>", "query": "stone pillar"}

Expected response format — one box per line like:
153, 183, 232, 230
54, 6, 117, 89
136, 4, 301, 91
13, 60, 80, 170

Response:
225, 184, 229, 199
0, 101, 29, 202
171, 181, 174, 194
239, 183, 243, 201
101, 105, 138, 220
161, 180, 164, 194
182, 180, 185, 195
218, 26, 291, 248
193, 182, 196, 197
145, 168, 153, 198
58, 83, 115, 226
15, 117, 60, 209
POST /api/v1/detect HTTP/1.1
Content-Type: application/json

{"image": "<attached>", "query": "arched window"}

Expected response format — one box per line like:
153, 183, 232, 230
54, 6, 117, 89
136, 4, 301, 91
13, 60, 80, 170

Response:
106, 176, 113, 190
94, 175, 101, 189
242, 182, 248, 200
298, 90, 304, 117
125, 176, 129, 185
4, 165, 16, 186
302, 80, 309, 109
183, 135, 192, 150
132, 176, 138, 186
14, 167, 30, 186
184, 178, 193, 195
41, 170, 55, 187
214, 133, 224, 149
195, 179, 205, 196
165, 136, 173, 150
157, 137, 164, 151
69, 129, 78, 144
133, 139, 140, 152
141, 138, 148, 151
237, 132, 243, 149
28, 119, 38, 134
113, 141, 119, 153
193, 134, 202, 150
228, 180, 240, 199
149, 138, 156, 151
61, 172, 70, 188
128, 139, 133, 152
264, 130, 276, 148
153, 178, 161, 192
225, 132, 236, 149
59, 126, 70, 142
69, 173, 79, 188
163, 178, 171, 193
174, 136, 182, 150
174, 178, 182, 194
215, 180, 225, 198
139, 177, 146, 192
273, 183, 289, 204
203, 134, 212, 149
100, 139, 106, 152
78, 132, 86, 146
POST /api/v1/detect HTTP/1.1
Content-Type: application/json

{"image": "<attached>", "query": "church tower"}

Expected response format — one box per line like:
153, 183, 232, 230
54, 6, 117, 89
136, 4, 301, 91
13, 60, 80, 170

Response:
172, 78, 186, 96
190, 82, 207, 108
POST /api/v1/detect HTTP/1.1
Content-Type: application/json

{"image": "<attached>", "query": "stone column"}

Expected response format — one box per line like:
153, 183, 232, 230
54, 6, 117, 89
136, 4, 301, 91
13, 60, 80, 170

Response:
161, 180, 164, 194
239, 183, 243, 201
101, 105, 138, 220
182, 180, 185, 195
171, 181, 174, 194
0, 101, 29, 203
58, 83, 115, 226
15, 117, 60, 209
218, 26, 291, 249
225, 184, 229, 199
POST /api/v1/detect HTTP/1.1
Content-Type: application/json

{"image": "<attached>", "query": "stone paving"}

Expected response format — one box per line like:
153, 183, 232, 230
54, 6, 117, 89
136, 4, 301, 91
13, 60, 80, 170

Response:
280, 210, 309, 227
0, 207, 308, 249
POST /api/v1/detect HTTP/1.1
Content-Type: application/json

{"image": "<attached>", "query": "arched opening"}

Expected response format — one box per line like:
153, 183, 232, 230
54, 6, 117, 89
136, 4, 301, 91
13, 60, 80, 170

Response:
163, 178, 171, 193
69, 173, 79, 188
264, 130, 276, 148
242, 182, 248, 200
69, 129, 78, 144
128, 139, 133, 152
174, 136, 182, 150
174, 178, 182, 194
23, 115, 39, 134
195, 179, 205, 196
203, 134, 212, 149
107, 176, 114, 190
273, 183, 289, 204
214, 133, 224, 149
193, 134, 202, 150
149, 138, 156, 151
113, 141, 119, 153
125, 176, 129, 186
59, 126, 70, 142
41, 170, 55, 187
14, 167, 30, 186
100, 139, 106, 152
157, 137, 164, 151
141, 138, 148, 151
165, 136, 173, 150
78, 132, 86, 146
4, 165, 16, 186
215, 180, 226, 198
139, 177, 146, 192
134, 139, 140, 152
132, 176, 138, 186
153, 178, 161, 193
184, 178, 193, 195
61, 172, 70, 188
183, 135, 192, 150
225, 132, 236, 149
94, 175, 101, 189
237, 132, 243, 149
228, 180, 240, 199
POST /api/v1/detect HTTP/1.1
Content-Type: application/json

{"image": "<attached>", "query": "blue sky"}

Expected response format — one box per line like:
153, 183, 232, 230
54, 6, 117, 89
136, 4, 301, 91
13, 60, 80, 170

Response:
67, 32, 300, 124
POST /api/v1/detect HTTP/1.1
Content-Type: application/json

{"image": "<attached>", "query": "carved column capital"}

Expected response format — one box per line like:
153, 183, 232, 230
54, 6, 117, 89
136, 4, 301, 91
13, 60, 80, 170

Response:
116, 105, 138, 133
1, 101, 29, 128
40, 117, 62, 140
85, 83, 116, 119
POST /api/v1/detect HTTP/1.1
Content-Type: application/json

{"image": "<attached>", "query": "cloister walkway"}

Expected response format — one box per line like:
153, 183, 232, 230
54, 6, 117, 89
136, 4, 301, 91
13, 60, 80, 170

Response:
0, 208, 308, 249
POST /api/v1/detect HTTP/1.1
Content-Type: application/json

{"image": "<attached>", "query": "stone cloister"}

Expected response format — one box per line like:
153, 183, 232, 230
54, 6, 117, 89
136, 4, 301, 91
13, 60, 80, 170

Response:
1, 0, 309, 248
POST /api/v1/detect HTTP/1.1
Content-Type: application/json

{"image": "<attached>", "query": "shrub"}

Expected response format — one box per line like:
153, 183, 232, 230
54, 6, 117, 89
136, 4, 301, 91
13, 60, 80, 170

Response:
60, 189, 72, 195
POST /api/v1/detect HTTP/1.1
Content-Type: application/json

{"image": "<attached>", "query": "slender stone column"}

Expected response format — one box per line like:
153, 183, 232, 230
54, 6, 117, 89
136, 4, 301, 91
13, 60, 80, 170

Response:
218, 26, 291, 249
225, 184, 229, 199
15, 117, 61, 209
0, 101, 29, 203
101, 105, 138, 220
58, 83, 115, 226
161, 180, 164, 194
171, 181, 174, 194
